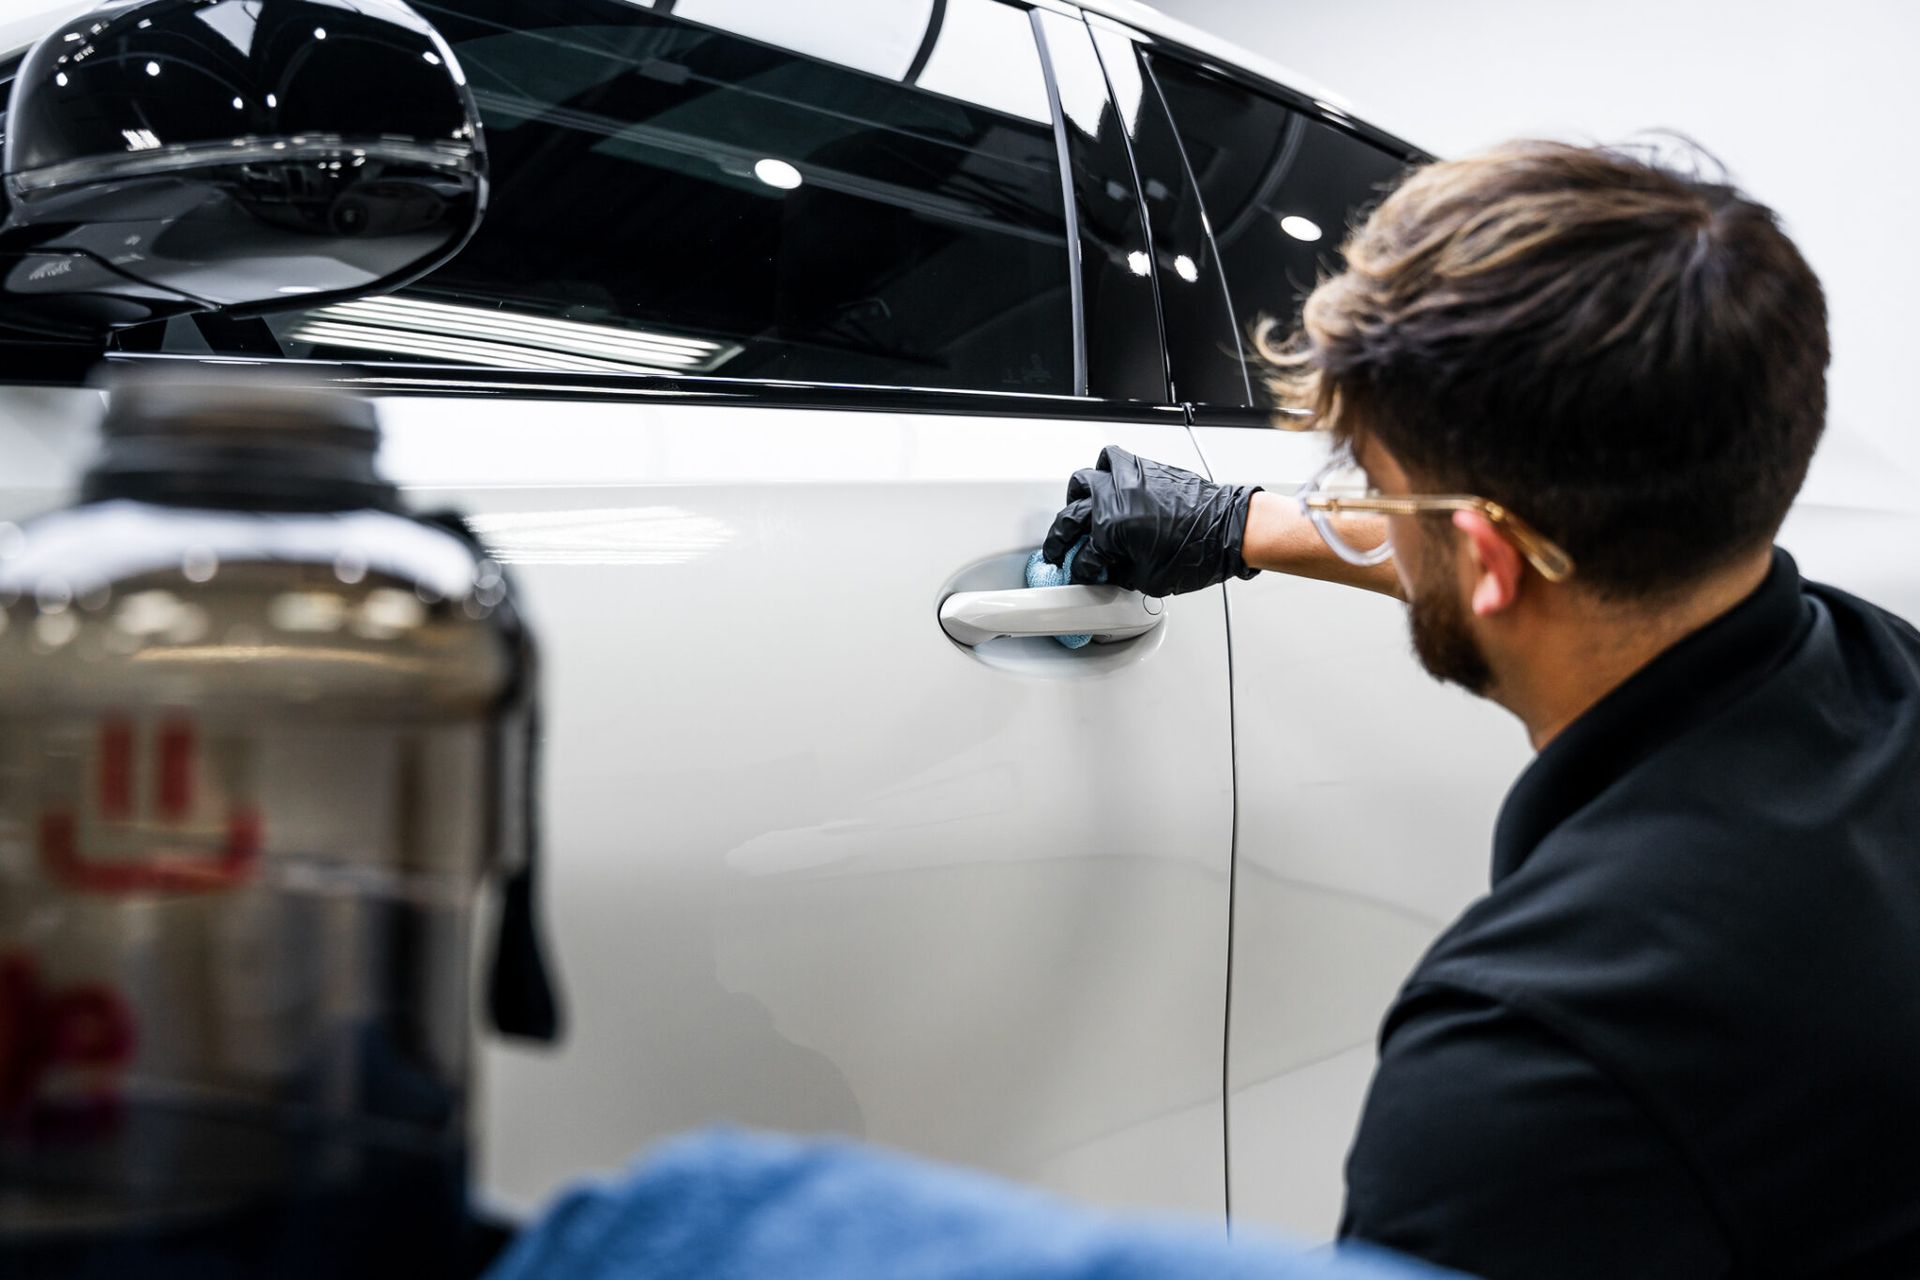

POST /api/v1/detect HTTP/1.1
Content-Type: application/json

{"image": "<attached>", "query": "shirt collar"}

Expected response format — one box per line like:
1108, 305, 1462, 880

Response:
1490, 547, 1810, 883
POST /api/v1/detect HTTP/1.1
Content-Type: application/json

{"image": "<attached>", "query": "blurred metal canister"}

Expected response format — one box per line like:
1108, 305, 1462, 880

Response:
0, 372, 556, 1278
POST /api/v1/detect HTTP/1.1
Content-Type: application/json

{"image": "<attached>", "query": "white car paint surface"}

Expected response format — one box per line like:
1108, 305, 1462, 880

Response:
400, 399, 1238, 1217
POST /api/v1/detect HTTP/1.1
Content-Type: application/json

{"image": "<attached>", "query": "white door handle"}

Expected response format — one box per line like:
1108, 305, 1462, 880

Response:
938, 584, 1164, 647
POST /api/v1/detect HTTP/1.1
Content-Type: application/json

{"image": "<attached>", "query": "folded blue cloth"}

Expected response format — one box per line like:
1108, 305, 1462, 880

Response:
1027, 537, 1102, 649
485, 1129, 1466, 1280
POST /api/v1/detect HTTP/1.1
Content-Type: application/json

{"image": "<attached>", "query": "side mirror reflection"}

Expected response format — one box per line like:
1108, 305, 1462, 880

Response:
0, 0, 485, 340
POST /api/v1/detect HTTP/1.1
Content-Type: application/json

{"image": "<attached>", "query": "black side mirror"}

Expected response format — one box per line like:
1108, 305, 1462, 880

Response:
0, 0, 484, 340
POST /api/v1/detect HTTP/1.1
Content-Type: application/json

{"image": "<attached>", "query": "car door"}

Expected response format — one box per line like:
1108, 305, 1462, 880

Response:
1129, 50, 1535, 1236
0, 0, 1238, 1218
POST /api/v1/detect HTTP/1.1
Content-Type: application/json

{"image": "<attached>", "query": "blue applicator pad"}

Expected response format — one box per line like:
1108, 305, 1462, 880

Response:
1025, 537, 1104, 649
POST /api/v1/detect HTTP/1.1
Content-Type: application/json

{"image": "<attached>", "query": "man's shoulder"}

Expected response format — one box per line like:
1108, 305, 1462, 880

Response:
1403, 699, 1920, 1057
1405, 797, 1741, 1015
1348, 982, 1733, 1278
1465, 576, 1920, 931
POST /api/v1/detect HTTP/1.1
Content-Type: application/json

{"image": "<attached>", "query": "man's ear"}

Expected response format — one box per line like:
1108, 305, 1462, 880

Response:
1453, 510, 1524, 617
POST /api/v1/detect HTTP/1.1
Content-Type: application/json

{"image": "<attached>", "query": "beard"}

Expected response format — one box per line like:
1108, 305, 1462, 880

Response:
1405, 530, 1496, 696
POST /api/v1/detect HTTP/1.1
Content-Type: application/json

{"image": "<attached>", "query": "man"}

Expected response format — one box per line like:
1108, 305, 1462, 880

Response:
1045, 141, 1920, 1278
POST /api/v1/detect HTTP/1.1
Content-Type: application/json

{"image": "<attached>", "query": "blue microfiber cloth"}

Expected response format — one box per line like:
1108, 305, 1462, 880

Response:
485, 1128, 1466, 1280
1027, 536, 1105, 650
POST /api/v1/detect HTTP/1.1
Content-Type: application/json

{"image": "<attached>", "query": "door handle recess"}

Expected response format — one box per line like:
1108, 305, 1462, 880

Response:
938, 584, 1164, 647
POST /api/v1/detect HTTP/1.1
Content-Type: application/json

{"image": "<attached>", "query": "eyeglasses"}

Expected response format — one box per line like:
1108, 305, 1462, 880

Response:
1295, 451, 1577, 583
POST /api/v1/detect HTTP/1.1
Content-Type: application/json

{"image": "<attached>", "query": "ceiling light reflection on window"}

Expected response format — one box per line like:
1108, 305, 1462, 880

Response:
1173, 254, 1200, 283
1126, 251, 1150, 277
288, 296, 742, 375
753, 158, 803, 191
1280, 215, 1323, 243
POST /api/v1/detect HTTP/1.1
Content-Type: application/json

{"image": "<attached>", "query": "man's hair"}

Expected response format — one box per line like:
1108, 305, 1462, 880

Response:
1260, 139, 1829, 599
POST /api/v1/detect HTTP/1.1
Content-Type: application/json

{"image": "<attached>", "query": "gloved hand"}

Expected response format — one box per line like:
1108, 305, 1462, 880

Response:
1043, 446, 1262, 597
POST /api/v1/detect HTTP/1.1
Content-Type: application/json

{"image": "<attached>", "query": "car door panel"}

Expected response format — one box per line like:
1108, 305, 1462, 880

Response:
374, 394, 1238, 1217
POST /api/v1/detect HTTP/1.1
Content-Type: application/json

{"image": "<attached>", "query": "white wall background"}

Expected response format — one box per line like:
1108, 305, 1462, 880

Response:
1152, 0, 1920, 508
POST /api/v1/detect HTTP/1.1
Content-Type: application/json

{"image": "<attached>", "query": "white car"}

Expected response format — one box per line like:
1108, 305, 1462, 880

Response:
2, 0, 1914, 1243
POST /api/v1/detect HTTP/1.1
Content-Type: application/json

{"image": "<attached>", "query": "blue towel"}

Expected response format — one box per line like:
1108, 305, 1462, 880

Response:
1027, 537, 1103, 649
485, 1129, 1467, 1280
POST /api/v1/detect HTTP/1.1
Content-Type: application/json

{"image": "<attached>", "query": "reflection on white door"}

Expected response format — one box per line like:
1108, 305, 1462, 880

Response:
373, 395, 1238, 1217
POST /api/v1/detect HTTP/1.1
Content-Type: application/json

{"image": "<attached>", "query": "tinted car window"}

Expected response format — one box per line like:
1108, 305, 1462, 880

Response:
1148, 56, 1410, 409
1091, 29, 1247, 407
1034, 11, 1164, 403
158, 0, 1075, 394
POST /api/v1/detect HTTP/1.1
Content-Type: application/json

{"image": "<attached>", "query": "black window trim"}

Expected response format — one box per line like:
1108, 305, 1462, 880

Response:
1079, 9, 1172, 404
1138, 48, 1254, 408
1029, 5, 1089, 397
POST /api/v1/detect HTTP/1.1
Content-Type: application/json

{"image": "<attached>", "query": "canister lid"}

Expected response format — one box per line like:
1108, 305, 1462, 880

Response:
83, 369, 401, 512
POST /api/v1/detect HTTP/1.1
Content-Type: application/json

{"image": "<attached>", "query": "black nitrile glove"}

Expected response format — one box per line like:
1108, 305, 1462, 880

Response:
1043, 446, 1262, 597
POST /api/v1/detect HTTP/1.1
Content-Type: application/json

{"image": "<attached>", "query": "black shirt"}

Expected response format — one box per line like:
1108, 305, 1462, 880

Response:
1340, 550, 1920, 1279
